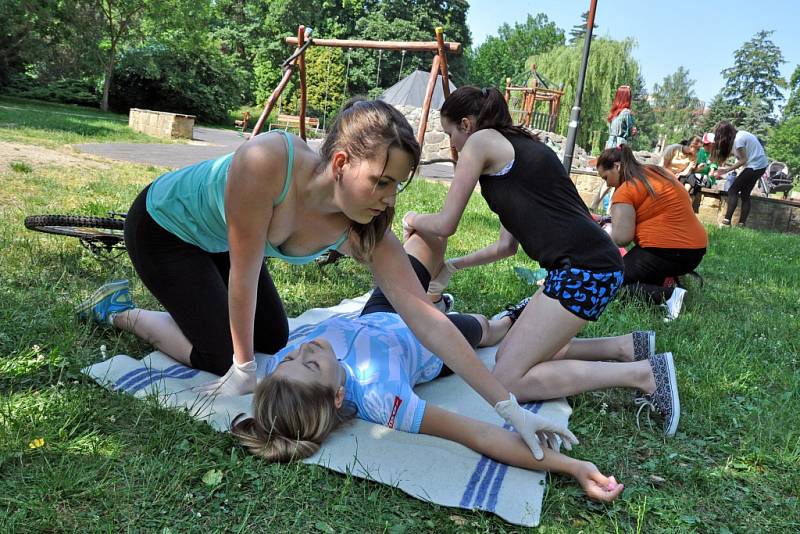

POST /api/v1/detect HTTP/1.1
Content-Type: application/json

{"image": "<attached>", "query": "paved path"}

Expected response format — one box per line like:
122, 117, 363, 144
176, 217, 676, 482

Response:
76, 127, 454, 180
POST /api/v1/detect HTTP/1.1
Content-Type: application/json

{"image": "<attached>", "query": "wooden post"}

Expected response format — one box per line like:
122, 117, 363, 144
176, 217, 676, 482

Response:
525, 78, 538, 128
434, 27, 457, 162
417, 53, 441, 149
251, 67, 295, 137
297, 25, 308, 141
285, 36, 460, 53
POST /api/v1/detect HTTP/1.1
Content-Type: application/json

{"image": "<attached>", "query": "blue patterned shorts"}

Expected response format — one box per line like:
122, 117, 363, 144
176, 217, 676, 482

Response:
542, 267, 623, 321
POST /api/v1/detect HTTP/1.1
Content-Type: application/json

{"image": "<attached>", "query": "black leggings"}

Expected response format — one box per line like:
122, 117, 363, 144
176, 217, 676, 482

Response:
124, 186, 289, 375
725, 167, 766, 224
361, 255, 483, 377
622, 246, 706, 304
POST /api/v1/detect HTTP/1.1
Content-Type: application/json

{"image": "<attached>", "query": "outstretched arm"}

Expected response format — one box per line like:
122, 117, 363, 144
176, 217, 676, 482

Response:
449, 224, 518, 270
404, 135, 487, 238
420, 405, 623, 502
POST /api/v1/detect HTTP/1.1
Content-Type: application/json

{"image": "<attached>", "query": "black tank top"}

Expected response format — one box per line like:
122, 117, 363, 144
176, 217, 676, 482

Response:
478, 132, 623, 272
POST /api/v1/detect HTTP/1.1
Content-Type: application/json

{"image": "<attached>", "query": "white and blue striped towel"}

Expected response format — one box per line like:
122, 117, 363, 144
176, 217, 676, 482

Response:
83, 293, 572, 527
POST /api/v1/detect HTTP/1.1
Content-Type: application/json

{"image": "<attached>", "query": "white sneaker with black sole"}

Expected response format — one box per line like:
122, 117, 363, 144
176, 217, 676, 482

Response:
491, 296, 531, 323
635, 352, 680, 437
664, 287, 687, 321
433, 293, 455, 313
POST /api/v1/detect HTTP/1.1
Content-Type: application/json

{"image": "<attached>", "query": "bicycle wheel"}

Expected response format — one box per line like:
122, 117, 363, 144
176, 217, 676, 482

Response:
24, 214, 125, 252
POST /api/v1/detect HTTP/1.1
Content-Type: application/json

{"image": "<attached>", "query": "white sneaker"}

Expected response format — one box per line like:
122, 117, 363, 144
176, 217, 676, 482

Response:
433, 293, 454, 313
664, 287, 687, 321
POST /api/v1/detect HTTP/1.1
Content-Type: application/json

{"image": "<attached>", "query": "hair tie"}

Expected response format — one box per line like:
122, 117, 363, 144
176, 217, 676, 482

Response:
481, 87, 488, 97
616, 145, 622, 151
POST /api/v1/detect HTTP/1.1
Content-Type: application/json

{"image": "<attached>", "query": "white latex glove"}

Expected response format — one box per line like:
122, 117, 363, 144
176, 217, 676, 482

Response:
402, 211, 417, 242
428, 259, 458, 295
192, 360, 257, 396
495, 393, 579, 460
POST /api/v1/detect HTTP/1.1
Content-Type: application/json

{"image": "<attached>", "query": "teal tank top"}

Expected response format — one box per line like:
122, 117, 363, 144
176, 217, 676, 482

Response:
146, 131, 349, 265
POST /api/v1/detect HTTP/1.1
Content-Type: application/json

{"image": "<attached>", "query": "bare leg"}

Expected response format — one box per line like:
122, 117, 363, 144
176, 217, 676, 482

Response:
464, 313, 513, 347
510, 359, 656, 400
492, 288, 656, 401
112, 309, 193, 366
552, 334, 638, 363
402, 232, 450, 306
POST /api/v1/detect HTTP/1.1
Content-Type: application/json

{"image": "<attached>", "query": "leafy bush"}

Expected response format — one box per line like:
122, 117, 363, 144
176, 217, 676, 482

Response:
4, 73, 100, 107
109, 43, 244, 124
767, 116, 800, 185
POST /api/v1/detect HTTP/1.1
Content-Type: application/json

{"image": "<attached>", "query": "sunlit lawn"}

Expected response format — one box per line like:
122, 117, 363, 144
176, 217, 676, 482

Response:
1, 99, 798, 532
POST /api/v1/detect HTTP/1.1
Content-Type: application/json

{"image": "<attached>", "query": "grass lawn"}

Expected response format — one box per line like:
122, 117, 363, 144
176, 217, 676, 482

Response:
1, 101, 799, 532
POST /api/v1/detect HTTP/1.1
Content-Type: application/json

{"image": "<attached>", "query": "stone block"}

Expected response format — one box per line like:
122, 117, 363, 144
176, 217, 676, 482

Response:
128, 108, 195, 139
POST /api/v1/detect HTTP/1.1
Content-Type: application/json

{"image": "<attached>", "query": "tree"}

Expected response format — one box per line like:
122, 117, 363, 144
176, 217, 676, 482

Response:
782, 64, 800, 121
529, 38, 641, 148
721, 30, 786, 117
767, 116, 800, 179
468, 13, 564, 88
703, 93, 746, 133
568, 11, 598, 45
651, 67, 704, 144
92, 0, 212, 111
629, 73, 657, 151
740, 94, 772, 140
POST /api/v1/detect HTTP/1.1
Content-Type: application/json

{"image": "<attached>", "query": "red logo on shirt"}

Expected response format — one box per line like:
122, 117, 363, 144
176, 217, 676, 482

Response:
387, 396, 402, 428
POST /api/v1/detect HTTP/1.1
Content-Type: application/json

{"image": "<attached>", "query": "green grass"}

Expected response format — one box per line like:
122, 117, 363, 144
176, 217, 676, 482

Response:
1, 136, 799, 532
0, 95, 169, 147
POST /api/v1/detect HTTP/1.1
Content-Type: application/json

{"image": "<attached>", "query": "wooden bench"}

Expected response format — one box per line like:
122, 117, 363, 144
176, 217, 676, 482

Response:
234, 111, 250, 133
268, 113, 320, 134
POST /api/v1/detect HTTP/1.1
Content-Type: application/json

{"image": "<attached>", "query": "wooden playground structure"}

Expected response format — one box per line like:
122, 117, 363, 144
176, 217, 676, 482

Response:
504, 65, 564, 133
250, 25, 461, 161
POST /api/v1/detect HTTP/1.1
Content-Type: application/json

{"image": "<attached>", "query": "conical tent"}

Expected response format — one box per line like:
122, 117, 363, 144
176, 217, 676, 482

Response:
379, 70, 457, 109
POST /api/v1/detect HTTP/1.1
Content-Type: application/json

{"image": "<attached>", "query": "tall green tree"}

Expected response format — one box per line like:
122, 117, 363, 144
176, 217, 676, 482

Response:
702, 93, 740, 132
782, 64, 800, 121
651, 66, 703, 144
740, 94, 772, 139
767, 116, 800, 178
468, 13, 564, 88
568, 11, 598, 45
630, 73, 657, 151
721, 30, 786, 117
529, 37, 641, 148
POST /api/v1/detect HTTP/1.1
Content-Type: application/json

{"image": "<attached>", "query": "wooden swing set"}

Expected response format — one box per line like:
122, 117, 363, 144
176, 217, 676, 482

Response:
504, 64, 564, 133
250, 25, 461, 161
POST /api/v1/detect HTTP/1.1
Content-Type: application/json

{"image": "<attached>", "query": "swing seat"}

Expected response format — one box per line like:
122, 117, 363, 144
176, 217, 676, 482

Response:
268, 114, 320, 134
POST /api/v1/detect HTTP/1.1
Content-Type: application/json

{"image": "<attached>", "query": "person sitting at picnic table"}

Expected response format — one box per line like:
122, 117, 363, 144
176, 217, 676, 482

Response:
661, 136, 702, 191
595, 145, 708, 321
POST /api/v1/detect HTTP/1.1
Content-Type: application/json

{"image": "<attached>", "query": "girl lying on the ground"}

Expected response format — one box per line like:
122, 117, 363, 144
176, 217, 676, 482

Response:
231, 232, 624, 502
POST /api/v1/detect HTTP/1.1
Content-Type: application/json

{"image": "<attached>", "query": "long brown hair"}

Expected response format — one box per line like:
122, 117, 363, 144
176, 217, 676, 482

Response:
319, 98, 421, 262
711, 121, 736, 164
231, 374, 354, 463
596, 144, 679, 198
440, 86, 539, 141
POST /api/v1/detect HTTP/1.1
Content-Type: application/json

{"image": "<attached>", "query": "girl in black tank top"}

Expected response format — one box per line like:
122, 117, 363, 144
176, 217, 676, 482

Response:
402, 87, 682, 438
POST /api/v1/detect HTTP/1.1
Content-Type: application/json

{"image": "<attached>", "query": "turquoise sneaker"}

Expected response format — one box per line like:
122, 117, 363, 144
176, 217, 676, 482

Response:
77, 280, 135, 325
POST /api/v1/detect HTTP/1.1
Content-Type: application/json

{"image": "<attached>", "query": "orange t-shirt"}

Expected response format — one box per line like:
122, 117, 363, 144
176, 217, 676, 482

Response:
612, 168, 708, 249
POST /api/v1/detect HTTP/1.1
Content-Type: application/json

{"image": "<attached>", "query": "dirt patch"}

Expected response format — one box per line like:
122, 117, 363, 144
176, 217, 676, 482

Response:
0, 141, 112, 171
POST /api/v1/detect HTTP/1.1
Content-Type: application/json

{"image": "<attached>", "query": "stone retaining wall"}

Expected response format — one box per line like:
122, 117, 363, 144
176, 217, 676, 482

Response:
129, 108, 195, 139
568, 169, 800, 234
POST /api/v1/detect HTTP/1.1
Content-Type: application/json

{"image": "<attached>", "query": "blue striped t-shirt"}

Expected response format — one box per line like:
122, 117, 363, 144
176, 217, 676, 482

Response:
258, 312, 444, 433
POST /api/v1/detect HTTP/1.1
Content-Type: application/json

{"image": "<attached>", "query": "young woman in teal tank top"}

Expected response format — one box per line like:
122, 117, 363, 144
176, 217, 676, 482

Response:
81, 99, 566, 462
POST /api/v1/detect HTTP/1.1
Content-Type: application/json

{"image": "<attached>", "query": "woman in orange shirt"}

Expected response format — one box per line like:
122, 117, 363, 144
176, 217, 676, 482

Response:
596, 145, 708, 321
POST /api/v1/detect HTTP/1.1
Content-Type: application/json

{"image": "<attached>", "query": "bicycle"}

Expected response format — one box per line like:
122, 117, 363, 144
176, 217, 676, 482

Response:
23, 211, 350, 266
24, 212, 127, 258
